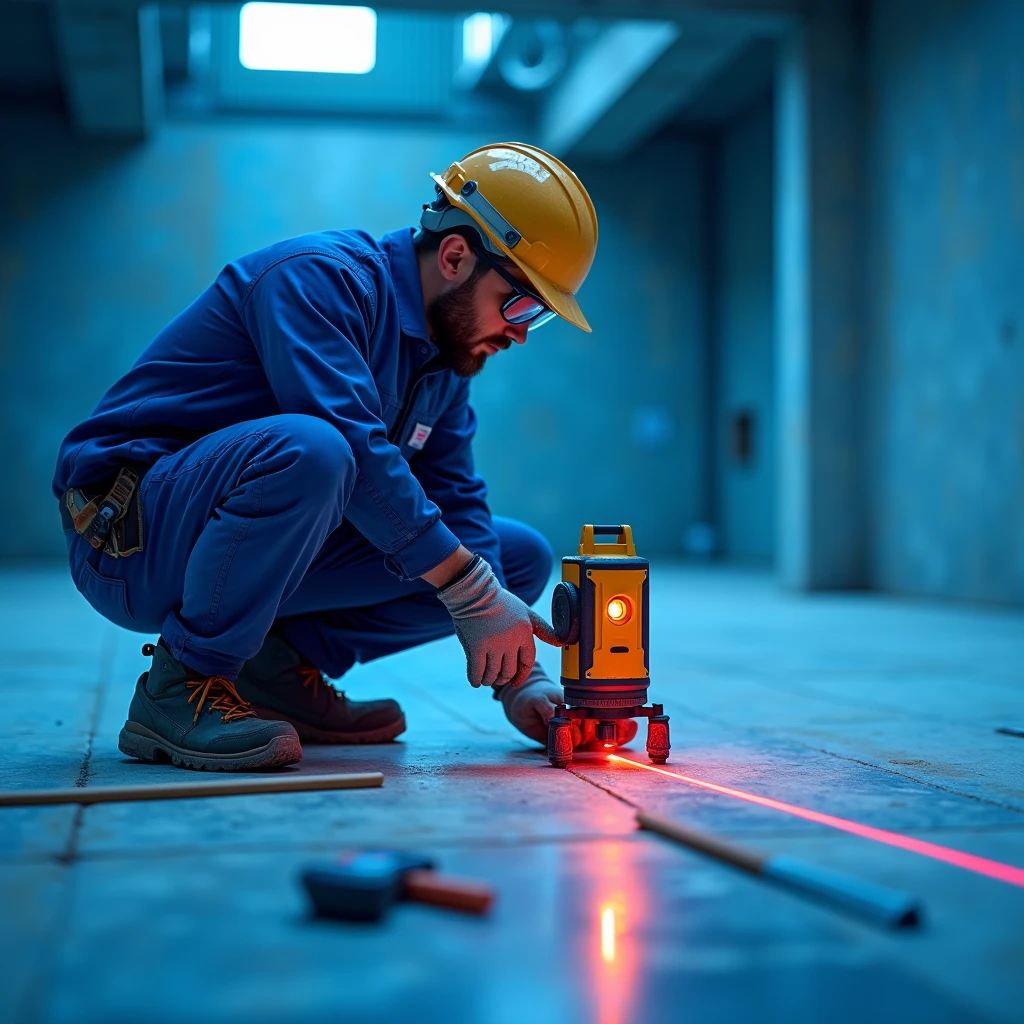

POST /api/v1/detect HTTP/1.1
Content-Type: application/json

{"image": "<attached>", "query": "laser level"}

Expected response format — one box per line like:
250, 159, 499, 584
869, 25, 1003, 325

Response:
546, 525, 670, 768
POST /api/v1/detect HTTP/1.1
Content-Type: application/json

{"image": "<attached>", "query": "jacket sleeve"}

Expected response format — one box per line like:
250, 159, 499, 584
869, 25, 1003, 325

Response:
240, 253, 460, 579
411, 381, 506, 587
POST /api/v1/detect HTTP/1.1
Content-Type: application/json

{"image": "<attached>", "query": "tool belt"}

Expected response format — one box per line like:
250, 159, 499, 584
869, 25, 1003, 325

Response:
60, 467, 144, 558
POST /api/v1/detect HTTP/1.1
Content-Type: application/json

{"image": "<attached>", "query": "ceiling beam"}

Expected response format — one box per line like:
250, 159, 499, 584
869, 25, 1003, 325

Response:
541, 17, 754, 159
51, 0, 163, 138
43, 0, 799, 21
540, 21, 680, 156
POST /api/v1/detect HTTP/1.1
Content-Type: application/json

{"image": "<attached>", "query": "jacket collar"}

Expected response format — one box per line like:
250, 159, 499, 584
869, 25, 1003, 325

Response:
382, 228, 433, 344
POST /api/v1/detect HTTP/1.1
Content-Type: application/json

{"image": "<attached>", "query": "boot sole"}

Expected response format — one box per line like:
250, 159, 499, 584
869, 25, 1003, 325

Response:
248, 705, 407, 745
117, 722, 303, 771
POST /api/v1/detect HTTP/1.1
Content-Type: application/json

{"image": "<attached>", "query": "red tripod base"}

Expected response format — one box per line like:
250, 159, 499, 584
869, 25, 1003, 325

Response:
546, 703, 670, 769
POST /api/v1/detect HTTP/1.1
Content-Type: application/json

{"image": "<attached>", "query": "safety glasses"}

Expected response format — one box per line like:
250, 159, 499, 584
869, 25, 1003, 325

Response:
472, 246, 558, 331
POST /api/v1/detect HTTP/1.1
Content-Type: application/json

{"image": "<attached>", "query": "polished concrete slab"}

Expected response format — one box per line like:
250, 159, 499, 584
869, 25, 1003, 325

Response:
1, 565, 1022, 1023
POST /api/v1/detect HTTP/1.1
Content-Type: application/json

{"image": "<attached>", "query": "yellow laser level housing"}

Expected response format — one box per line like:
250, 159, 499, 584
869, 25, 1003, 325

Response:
550, 525, 650, 709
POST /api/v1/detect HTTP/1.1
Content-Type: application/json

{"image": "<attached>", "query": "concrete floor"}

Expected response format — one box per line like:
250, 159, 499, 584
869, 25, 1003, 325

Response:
1, 565, 1023, 1023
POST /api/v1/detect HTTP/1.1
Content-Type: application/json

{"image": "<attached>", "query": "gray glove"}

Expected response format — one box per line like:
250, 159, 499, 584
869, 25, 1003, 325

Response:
437, 555, 559, 688
494, 667, 640, 748
495, 663, 564, 743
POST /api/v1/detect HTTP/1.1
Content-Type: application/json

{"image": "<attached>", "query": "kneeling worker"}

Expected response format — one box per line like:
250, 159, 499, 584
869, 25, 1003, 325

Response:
54, 143, 627, 771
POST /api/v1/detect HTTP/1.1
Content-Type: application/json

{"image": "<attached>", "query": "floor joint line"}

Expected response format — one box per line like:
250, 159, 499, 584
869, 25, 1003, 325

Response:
59, 629, 115, 865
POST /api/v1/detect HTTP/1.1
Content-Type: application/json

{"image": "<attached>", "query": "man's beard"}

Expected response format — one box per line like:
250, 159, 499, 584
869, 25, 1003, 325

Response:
427, 270, 510, 378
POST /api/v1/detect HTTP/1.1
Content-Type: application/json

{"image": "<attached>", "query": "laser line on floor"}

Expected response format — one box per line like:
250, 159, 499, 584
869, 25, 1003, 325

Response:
607, 754, 1024, 888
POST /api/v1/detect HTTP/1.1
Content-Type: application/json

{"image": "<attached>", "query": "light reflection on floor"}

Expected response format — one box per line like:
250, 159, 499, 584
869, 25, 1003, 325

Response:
581, 841, 648, 1024
601, 905, 616, 964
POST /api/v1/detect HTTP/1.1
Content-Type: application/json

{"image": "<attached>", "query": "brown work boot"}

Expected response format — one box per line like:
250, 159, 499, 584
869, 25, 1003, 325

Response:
234, 633, 406, 744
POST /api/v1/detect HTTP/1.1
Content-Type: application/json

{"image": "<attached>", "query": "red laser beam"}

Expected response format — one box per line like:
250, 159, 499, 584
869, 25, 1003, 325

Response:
607, 754, 1024, 888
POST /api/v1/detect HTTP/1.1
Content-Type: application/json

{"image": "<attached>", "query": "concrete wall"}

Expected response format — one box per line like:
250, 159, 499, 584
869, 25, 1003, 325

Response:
713, 96, 775, 563
0, 114, 708, 562
479, 140, 709, 559
866, 0, 1024, 604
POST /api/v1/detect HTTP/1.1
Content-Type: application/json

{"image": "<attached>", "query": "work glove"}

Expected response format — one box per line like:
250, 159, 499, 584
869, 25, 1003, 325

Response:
494, 665, 639, 748
437, 555, 560, 688
494, 663, 564, 744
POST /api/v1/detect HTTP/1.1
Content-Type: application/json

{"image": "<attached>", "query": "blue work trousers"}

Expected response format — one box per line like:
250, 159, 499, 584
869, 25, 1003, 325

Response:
64, 414, 553, 679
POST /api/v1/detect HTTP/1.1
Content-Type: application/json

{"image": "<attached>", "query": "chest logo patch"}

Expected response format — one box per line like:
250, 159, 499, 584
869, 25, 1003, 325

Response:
406, 422, 433, 450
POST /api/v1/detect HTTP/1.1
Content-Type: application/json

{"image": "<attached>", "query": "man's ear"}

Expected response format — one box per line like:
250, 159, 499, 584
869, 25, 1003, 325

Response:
436, 233, 475, 283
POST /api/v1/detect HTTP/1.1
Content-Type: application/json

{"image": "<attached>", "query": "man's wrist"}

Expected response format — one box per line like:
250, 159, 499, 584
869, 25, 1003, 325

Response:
441, 553, 481, 592
421, 544, 475, 589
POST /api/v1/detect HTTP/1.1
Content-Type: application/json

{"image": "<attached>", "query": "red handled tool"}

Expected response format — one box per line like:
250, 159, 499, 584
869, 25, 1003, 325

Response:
302, 851, 494, 923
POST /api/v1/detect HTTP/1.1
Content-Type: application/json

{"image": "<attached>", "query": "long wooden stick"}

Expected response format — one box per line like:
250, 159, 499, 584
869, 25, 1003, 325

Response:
0, 772, 384, 808
637, 810, 921, 929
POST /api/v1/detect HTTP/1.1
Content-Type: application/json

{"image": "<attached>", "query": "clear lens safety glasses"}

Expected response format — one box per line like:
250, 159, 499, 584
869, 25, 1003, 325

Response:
502, 294, 558, 330
474, 246, 557, 331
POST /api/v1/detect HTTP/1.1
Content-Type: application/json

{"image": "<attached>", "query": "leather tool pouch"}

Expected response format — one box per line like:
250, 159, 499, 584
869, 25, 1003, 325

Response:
61, 467, 144, 558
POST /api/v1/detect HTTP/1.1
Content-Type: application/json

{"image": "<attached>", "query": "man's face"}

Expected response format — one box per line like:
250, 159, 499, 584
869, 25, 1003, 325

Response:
426, 240, 532, 378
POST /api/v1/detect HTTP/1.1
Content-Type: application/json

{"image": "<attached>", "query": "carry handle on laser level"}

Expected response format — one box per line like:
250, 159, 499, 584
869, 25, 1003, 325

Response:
578, 524, 637, 557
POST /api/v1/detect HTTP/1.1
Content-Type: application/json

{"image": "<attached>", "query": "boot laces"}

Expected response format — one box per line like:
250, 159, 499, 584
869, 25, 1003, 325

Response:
185, 676, 258, 724
298, 665, 340, 702
143, 644, 258, 724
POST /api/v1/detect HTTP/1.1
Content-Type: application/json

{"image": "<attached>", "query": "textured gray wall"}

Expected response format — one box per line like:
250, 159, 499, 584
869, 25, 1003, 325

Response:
478, 140, 709, 560
714, 96, 776, 563
0, 114, 708, 562
866, 0, 1024, 604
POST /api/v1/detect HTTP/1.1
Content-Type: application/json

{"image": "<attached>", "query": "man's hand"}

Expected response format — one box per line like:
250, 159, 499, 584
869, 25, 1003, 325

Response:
436, 555, 558, 687
494, 664, 639, 748
495, 664, 564, 743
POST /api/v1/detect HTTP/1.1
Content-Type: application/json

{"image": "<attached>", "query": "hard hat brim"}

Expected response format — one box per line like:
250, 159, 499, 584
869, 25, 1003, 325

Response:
430, 172, 593, 334
517, 264, 593, 334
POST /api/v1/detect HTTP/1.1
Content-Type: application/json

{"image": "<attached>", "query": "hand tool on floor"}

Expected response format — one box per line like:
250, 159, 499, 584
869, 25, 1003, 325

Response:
637, 810, 921, 929
302, 851, 494, 923
0, 771, 383, 808
545, 525, 670, 769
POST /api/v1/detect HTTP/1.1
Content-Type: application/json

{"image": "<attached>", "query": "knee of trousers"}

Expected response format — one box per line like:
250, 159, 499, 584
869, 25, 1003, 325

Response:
506, 524, 554, 606
257, 414, 357, 505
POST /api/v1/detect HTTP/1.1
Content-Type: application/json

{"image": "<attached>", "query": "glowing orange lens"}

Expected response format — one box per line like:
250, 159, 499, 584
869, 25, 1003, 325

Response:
606, 597, 631, 623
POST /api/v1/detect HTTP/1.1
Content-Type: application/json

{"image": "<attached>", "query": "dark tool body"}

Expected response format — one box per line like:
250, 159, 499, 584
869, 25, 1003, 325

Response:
547, 525, 670, 768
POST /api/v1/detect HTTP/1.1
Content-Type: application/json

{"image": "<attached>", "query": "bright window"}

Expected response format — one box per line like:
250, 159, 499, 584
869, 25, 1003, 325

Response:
461, 12, 506, 67
239, 4, 377, 75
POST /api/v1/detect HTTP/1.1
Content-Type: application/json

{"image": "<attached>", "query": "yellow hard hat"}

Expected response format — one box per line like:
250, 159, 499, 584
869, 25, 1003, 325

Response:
420, 142, 598, 332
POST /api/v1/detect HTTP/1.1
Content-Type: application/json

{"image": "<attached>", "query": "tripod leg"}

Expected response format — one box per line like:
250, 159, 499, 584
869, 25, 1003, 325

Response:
548, 706, 573, 769
646, 708, 670, 765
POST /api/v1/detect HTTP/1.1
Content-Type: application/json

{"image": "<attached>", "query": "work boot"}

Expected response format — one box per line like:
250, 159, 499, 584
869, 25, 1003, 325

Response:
118, 641, 302, 771
234, 632, 406, 744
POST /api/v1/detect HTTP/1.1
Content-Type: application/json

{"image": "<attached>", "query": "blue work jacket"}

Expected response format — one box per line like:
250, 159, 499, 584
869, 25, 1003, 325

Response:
53, 228, 504, 583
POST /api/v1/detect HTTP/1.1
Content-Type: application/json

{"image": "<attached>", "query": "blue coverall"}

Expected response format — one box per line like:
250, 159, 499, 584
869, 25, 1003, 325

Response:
53, 228, 552, 680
